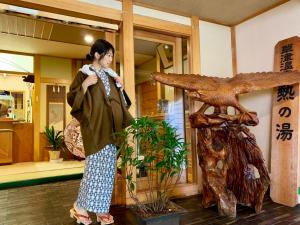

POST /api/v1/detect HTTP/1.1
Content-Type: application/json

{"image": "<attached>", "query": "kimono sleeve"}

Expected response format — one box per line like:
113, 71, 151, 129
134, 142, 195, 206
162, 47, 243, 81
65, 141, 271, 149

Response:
67, 72, 91, 124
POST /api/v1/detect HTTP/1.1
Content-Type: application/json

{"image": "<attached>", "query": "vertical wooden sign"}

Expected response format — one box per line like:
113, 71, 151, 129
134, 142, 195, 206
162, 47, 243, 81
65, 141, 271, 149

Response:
271, 36, 300, 207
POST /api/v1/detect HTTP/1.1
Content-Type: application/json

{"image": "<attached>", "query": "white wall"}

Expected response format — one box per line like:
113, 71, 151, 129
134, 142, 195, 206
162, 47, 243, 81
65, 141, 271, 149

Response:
78, 0, 122, 10
40, 56, 72, 132
235, 0, 300, 169
199, 20, 233, 116
40, 56, 72, 79
133, 5, 191, 26
200, 21, 233, 78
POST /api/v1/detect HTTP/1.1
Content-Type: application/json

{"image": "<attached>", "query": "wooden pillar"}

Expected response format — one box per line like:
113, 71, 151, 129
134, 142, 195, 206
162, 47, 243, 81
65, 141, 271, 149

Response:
120, 0, 136, 205
231, 26, 237, 76
190, 16, 201, 74
105, 31, 117, 70
271, 36, 300, 207
156, 51, 161, 100
33, 55, 41, 161
121, 0, 135, 116
189, 16, 202, 190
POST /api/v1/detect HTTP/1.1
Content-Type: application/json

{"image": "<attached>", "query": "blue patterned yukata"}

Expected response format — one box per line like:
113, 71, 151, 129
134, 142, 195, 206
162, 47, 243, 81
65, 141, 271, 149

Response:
76, 69, 117, 213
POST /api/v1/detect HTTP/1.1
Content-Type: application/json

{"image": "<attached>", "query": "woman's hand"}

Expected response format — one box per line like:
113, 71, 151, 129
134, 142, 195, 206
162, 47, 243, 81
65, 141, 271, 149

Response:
82, 74, 98, 93
114, 76, 123, 86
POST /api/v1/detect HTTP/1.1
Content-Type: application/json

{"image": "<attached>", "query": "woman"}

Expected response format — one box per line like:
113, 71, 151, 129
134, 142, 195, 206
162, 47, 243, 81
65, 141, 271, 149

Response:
67, 39, 133, 225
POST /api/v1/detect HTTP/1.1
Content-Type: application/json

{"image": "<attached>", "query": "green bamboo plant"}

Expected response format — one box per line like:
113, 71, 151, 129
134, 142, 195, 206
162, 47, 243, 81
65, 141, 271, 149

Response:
117, 117, 188, 217
44, 126, 65, 151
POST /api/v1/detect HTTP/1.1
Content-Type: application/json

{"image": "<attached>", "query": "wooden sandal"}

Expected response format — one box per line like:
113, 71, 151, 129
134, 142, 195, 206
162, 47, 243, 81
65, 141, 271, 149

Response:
70, 207, 92, 225
97, 213, 114, 224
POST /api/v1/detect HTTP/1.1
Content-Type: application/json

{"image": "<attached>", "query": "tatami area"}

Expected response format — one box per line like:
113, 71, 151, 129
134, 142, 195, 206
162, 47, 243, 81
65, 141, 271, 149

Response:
0, 160, 84, 188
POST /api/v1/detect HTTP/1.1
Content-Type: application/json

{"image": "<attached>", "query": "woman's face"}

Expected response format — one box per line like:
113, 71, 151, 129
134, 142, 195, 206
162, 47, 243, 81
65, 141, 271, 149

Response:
99, 49, 113, 68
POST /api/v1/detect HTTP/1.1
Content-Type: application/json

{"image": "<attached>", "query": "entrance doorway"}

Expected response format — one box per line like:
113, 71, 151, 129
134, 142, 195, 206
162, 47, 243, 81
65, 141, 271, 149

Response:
0, 3, 118, 193
133, 30, 196, 192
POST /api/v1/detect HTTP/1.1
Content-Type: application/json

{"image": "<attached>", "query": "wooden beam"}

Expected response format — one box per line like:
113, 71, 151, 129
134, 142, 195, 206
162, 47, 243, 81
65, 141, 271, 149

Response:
134, 30, 176, 45
0, 70, 33, 76
133, 14, 191, 36
33, 55, 41, 161
0, 0, 122, 23
0, 49, 34, 56
231, 26, 237, 76
40, 77, 71, 85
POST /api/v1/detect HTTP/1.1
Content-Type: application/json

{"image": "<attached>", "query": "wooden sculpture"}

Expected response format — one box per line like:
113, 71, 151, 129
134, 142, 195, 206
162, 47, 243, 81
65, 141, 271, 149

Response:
152, 71, 300, 217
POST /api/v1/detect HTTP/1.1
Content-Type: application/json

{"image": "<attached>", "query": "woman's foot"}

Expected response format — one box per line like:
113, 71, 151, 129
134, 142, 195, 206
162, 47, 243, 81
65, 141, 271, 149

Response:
70, 203, 92, 225
97, 213, 114, 224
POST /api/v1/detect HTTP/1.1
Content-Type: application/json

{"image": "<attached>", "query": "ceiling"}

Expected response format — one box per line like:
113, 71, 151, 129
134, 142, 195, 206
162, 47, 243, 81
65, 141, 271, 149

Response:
0, 0, 278, 67
133, 0, 289, 26
0, 13, 105, 46
0, 11, 157, 65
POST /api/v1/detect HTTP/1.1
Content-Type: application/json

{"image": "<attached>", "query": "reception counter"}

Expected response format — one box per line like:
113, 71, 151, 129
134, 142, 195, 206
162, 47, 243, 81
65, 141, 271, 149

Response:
0, 119, 33, 164
0, 119, 14, 164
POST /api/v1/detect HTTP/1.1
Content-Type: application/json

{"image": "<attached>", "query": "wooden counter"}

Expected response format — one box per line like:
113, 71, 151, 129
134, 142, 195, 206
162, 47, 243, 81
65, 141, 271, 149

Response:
0, 119, 34, 164
0, 119, 14, 164
13, 122, 33, 163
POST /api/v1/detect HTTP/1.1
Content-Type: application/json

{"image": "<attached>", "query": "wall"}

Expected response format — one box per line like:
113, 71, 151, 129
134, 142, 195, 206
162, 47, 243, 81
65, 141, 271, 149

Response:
199, 21, 233, 77
199, 20, 233, 116
40, 56, 72, 79
78, 0, 122, 10
40, 56, 72, 132
135, 57, 156, 84
133, 5, 191, 25
235, 0, 300, 169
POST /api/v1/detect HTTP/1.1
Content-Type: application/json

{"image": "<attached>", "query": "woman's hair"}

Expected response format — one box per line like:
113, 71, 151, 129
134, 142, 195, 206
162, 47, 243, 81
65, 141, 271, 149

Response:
86, 39, 115, 61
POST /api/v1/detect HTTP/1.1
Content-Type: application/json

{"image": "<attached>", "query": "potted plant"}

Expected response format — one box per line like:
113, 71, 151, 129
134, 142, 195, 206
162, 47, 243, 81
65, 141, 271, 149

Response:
44, 126, 65, 161
117, 117, 188, 225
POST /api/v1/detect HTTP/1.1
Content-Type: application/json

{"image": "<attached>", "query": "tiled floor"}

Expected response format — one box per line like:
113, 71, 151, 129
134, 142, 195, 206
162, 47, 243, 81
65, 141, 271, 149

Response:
0, 179, 300, 225
0, 161, 84, 184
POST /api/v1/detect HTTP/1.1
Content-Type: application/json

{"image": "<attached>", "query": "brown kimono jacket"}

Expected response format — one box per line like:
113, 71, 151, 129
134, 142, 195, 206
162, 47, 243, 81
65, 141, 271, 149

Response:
67, 71, 133, 157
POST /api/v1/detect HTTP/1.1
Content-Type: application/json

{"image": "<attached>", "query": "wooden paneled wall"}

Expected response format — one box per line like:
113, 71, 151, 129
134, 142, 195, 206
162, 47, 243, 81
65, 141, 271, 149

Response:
138, 81, 158, 116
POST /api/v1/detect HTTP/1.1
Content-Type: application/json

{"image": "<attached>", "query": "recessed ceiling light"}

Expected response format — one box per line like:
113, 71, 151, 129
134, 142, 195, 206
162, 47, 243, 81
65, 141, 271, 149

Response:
84, 35, 94, 44
164, 44, 169, 49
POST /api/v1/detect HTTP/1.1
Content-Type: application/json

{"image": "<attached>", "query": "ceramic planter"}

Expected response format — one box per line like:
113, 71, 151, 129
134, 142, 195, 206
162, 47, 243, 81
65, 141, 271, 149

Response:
48, 150, 60, 160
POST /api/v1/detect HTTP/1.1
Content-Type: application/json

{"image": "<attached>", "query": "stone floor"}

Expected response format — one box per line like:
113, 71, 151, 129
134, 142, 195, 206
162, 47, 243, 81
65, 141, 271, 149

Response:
0, 179, 300, 225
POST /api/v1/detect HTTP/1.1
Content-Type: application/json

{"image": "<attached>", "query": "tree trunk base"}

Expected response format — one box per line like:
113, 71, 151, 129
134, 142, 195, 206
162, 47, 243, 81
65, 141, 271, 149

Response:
197, 125, 270, 218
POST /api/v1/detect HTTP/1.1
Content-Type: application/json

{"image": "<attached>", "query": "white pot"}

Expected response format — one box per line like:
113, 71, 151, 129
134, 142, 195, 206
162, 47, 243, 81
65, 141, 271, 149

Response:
48, 150, 60, 160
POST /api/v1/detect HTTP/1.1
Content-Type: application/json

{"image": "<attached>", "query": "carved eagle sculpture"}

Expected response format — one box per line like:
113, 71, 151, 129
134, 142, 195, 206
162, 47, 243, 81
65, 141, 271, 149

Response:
152, 71, 300, 125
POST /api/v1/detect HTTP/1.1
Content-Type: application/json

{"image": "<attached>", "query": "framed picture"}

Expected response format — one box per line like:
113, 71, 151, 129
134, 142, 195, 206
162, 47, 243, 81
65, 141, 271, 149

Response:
46, 85, 66, 131
48, 102, 64, 131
